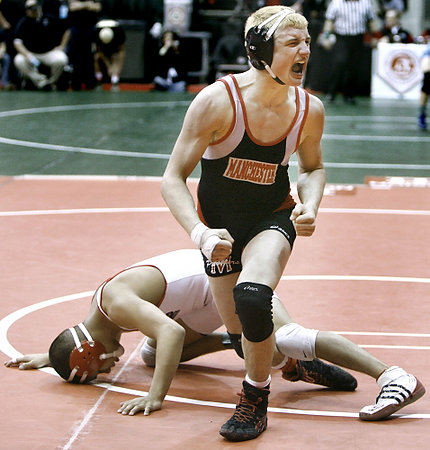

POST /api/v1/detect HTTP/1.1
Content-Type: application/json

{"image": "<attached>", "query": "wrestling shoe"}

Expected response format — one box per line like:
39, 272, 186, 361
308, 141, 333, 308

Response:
360, 366, 425, 421
281, 358, 358, 391
219, 381, 269, 442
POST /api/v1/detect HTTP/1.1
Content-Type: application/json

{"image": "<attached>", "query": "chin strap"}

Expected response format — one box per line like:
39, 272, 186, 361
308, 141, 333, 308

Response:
263, 62, 286, 85
257, 8, 295, 85
99, 347, 124, 360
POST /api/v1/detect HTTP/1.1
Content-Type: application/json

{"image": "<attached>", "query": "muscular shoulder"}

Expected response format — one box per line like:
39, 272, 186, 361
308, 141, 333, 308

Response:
307, 92, 325, 120
303, 92, 325, 139
185, 81, 233, 141
194, 80, 231, 104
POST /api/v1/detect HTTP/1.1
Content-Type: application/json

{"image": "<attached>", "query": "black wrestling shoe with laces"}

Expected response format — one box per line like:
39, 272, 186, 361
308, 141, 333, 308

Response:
281, 358, 358, 391
219, 381, 269, 442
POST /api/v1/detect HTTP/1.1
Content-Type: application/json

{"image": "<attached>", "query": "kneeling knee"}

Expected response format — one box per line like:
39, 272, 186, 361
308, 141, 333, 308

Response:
233, 282, 273, 342
140, 338, 156, 367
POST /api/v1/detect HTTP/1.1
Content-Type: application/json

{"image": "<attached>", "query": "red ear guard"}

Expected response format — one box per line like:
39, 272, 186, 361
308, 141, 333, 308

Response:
69, 340, 106, 380
67, 322, 124, 383
67, 323, 106, 383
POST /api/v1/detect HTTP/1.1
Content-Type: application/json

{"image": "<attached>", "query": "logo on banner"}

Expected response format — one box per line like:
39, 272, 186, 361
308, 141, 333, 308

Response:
377, 44, 422, 94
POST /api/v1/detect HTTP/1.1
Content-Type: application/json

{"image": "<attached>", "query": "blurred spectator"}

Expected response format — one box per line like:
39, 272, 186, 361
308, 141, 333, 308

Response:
142, 0, 163, 82
67, 0, 101, 90
0, 29, 11, 88
210, 19, 247, 82
42, 0, 68, 18
94, 19, 125, 89
300, 0, 326, 88
0, 9, 11, 29
377, 0, 404, 18
0, 0, 25, 32
301, 0, 326, 21
153, 30, 187, 92
0, 0, 26, 88
321, 0, 378, 105
13, 0, 69, 90
379, 9, 413, 44
418, 41, 430, 130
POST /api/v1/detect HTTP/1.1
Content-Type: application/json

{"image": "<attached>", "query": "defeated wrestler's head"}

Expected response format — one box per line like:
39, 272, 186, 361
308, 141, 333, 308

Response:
49, 323, 124, 383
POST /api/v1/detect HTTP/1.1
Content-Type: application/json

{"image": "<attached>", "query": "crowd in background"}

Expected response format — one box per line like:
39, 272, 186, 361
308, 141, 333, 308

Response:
0, 0, 428, 112
0, 0, 126, 90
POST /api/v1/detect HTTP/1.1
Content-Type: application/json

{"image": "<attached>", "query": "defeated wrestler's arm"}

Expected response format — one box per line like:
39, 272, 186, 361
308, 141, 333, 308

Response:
105, 284, 186, 416
5, 353, 50, 370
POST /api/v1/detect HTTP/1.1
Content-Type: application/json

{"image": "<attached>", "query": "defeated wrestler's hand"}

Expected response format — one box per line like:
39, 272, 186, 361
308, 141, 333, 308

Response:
202, 228, 234, 262
117, 396, 162, 416
4, 353, 50, 370
290, 204, 317, 237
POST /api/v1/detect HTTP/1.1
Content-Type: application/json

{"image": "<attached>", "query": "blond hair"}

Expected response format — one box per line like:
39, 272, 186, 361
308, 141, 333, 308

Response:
244, 6, 308, 38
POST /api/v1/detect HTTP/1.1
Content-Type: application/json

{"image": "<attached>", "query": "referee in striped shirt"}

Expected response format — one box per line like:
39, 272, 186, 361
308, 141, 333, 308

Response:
322, 0, 378, 104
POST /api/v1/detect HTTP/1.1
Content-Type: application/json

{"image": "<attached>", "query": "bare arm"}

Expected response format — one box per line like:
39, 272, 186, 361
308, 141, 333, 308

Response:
170, 319, 229, 362
161, 83, 234, 260
317, 19, 336, 50
57, 29, 71, 51
290, 94, 326, 236
4, 353, 50, 369
14, 39, 32, 59
104, 282, 185, 416
68, 0, 101, 12
322, 19, 335, 34
162, 84, 224, 234
179, 333, 228, 361
0, 11, 11, 29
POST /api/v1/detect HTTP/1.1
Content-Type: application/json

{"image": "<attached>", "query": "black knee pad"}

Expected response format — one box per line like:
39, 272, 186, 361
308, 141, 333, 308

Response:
233, 282, 273, 342
227, 332, 244, 359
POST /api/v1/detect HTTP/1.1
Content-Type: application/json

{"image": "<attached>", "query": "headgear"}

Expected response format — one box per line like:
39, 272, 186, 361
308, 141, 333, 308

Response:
67, 323, 122, 383
245, 8, 296, 85
245, 9, 295, 71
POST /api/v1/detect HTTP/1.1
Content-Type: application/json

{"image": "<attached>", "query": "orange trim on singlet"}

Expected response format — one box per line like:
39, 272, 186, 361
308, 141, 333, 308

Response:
96, 264, 167, 332
274, 193, 296, 212
293, 90, 310, 154
231, 75, 300, 147
208, 78, 237, 146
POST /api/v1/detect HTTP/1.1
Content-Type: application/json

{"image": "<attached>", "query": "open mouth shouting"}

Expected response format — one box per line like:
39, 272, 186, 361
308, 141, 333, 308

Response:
292, 62, 305, 75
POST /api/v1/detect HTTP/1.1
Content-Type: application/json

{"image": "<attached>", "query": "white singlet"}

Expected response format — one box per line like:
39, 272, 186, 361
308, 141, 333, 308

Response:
95, 249, 224, 334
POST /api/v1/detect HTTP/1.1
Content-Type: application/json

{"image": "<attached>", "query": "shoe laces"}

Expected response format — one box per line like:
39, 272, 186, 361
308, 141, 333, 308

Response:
281, 358, 300, 381
297, 360, 325, 384
283, 359, 326, 384
232, 391, 262, 423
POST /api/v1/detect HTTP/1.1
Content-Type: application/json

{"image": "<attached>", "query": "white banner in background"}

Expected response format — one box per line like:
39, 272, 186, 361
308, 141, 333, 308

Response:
372, 43, 424, 99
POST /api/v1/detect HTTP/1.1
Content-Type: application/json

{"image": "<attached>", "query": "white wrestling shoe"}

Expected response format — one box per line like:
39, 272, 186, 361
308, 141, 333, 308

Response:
359, 366, 425, 421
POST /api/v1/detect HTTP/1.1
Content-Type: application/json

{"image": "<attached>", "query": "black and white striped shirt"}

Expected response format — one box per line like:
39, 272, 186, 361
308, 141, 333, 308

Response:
326, 0, 376, 36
